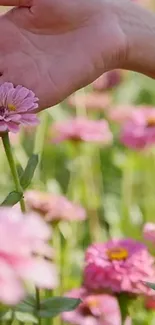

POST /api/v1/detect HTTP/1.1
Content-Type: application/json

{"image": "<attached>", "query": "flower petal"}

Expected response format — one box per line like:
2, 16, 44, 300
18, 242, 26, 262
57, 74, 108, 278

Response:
16, 258, 58, 289
7, 121, 19, 133
0, 260, 25, 305
0, 121, 8, 132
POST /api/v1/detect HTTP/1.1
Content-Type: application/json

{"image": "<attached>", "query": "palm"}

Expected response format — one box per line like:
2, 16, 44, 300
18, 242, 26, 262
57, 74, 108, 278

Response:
0, 0, 126, 110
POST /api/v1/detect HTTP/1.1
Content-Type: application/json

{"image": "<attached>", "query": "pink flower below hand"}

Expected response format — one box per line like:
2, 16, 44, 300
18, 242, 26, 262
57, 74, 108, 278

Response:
25, 190, 86, 223
0, 82, 39, 134
120, 108, 155, 150
0, 207, 58, 305
51, 118, 113, 145
108, 105, 139, 125
62, 288, 121, 325
84, 238, 155, 296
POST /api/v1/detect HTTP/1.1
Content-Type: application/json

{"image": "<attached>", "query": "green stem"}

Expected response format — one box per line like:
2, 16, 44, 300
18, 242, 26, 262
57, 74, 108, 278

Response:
78, 147, 102, 242
2, 132, 42, 325
74, 89, 87, 117
36, 288, 41, 325
52, 225, 65, 325
2, 132, 26, 212
117, 293, 130, 325
53, 225, 62, 295
44, 290, 53, 325
34, 111, 49, 180
34, 111, 48, 155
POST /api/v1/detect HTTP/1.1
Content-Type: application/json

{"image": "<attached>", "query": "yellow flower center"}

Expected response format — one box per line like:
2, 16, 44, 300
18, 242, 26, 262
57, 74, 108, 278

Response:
146, 117, 155, 127
87, 297, 99, 309
8, 104, 16, 111
107, 247, 128, 260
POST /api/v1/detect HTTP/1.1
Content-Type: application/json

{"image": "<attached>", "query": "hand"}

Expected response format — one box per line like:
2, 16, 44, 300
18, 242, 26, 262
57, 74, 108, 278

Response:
0, 0, 127, 110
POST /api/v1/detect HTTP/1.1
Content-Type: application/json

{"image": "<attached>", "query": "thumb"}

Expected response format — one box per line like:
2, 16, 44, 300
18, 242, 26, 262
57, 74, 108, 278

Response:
0, 0, 31, 5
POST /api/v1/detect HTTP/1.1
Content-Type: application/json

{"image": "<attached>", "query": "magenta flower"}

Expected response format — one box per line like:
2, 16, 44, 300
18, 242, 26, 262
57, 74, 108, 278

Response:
84, 239, 155, 295
143, 223, 155, 243
62, 288, 121, 325
51, 118, 113, 144
120, 108, 155, 150
0, 82, 39, 133
0, 207, 58, 305
25, 190, 86, 222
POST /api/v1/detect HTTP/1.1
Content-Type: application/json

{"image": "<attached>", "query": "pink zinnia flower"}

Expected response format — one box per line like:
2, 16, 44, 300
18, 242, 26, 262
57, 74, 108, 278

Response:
0, 82, 39, 133
25, 190, 86, 223
143, 223, 155, 243
108, 106, 152, 125
0, 207, 58, 305
62, 288, 121, 325
120, 108, 155, 150
108, 106, 139, 125
84, 238, 155, 295
51, 118, 113, 144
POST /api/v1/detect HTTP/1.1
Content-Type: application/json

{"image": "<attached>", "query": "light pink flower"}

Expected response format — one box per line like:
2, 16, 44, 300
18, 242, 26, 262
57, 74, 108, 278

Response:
0, 82, 39, 133
92, 70, 122, 91
84, 239, 155, 296
143, 223, 155, 243
0, 207, 58, 305
25, 190, 86, 222
51, 118, 113, 144
120, 108, 155, 150
68, 93, 111, 111
108, 106, 153, 125
108, 106, 139, 125
62, 288, 121, 325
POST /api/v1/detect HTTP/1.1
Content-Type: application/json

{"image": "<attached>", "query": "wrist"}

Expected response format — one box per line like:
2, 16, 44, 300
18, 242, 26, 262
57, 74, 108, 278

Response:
114, 0, 155, 78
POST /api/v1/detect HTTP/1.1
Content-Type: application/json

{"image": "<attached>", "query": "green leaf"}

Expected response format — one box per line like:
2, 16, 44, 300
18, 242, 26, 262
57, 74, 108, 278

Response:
16, 295, 36, 314
1, 191, 23, 206
15, 311, 38, 323
145, 282, 155, 290
23, 295, 36, 306
38, 297, 81, 319
16, 302, 35, 314
20, 154, 38, 189
16, 164, 24, 177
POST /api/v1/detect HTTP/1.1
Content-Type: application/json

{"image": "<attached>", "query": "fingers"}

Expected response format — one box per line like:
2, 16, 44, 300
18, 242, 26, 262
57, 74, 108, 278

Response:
0, 0, 31, 6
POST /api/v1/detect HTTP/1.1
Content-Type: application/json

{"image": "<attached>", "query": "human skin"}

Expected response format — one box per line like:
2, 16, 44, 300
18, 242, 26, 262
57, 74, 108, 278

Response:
0, 0, 155, 110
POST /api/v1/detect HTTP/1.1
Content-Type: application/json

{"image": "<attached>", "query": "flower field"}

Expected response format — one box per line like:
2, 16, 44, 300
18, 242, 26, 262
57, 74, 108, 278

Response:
1, 1, 155, 324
